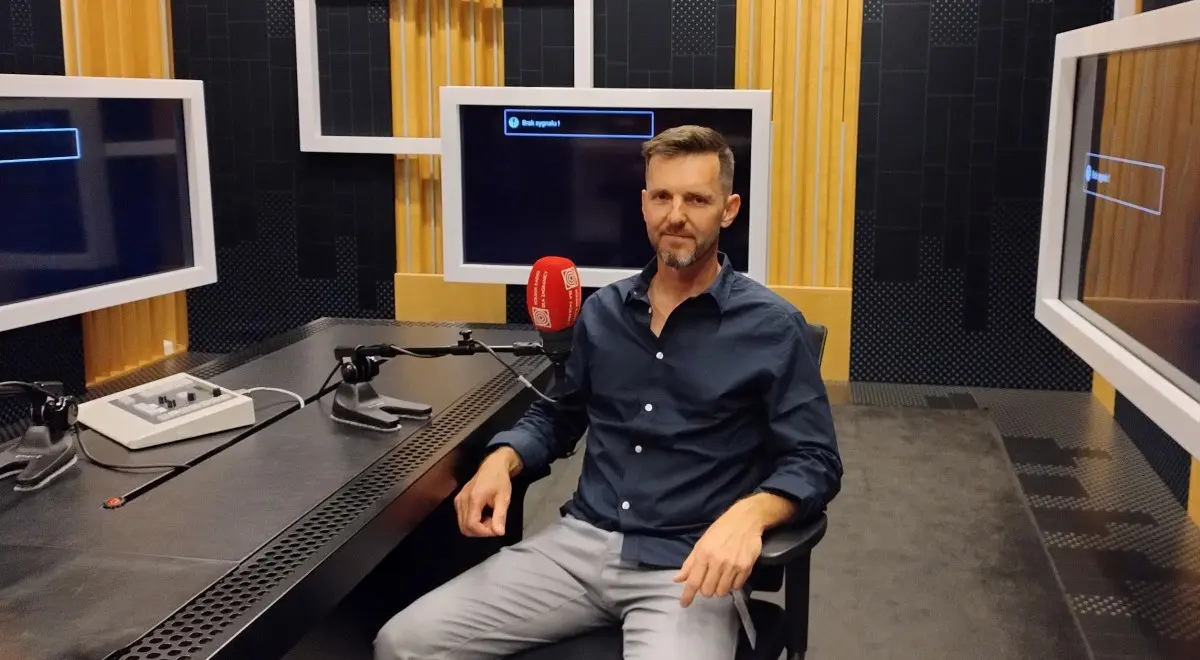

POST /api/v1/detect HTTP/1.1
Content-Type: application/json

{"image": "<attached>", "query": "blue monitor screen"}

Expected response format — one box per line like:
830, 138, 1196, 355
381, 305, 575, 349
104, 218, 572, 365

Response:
458, 106, 754, 271
0, 97, 193, 307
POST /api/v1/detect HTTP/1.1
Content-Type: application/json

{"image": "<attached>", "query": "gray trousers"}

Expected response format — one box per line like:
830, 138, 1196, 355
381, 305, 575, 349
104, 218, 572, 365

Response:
374, 515, 740, 660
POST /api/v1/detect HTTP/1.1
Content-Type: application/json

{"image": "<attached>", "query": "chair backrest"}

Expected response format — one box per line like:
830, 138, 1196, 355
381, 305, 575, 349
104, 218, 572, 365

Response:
807, 323, 827, 368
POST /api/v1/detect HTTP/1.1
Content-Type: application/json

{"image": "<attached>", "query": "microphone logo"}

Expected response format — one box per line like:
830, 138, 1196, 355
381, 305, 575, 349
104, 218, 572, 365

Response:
560, 267, 580, 291
530, 306, 552, 328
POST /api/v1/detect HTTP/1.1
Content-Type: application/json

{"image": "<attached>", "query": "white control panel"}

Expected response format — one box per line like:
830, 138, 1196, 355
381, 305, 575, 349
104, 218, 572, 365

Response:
78, 373, 256, 450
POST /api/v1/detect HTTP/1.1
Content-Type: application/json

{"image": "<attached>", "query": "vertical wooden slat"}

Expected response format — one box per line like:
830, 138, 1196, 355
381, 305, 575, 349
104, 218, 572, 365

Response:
819, 0, 843, 287
66, 0, 189, 385
391, 0, 500, 278
742, 0, 862, 288
60, 0, 78, 75
1084, 42, 1200, 304
734, 0, 751, 89
840, 0, 862, 288
768, 0, 792, 285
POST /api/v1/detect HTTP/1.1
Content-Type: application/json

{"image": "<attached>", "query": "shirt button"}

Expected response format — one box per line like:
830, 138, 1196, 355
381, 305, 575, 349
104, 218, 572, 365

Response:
621, 501, 630, 510
644, 403, 653, 412
635, 445, 643, 453
655, 351, 664, 359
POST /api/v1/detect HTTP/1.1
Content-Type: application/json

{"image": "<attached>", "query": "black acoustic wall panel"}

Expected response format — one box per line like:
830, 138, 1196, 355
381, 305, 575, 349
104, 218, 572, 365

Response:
501, 0, 737, 323
315, 0, 393, 137
503, 0, 575, 88
0, 0, 84, 434
172, 0, 396, 353
593, 0, 736, 90
0, 0, 64, 75
1142, 0, 1191, 10
1114, 393, 1191, 507
850, 0, 1105, 390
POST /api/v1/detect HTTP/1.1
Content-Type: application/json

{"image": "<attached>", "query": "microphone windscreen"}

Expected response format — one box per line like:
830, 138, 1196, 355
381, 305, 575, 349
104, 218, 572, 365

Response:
526, 256, 582, 332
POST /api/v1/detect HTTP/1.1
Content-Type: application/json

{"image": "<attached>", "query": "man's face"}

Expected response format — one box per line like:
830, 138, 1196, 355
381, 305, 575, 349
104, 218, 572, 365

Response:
641, 153, 741, 270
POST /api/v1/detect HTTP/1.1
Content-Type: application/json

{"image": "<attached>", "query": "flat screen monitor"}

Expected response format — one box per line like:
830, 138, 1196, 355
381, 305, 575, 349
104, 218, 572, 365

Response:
1036, 1, 1200, 454
439, 87, 771, 287
0, 75, 214, 333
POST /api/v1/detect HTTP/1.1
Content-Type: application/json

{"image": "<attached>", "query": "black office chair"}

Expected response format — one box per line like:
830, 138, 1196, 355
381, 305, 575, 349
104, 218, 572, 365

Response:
508, 323, 830, 660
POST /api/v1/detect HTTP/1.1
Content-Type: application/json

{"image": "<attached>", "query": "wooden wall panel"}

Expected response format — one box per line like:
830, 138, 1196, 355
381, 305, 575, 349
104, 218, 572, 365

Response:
389, 0, 506, 320
737, 0, 862, 380
738, 0, 860, 289
60, 0, 189, 386
1083, 42, 1200, 303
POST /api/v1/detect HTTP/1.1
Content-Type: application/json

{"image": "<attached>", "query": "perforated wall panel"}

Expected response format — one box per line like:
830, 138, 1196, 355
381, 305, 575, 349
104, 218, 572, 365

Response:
849, 0, 1108, 389
171, 0, 396, 354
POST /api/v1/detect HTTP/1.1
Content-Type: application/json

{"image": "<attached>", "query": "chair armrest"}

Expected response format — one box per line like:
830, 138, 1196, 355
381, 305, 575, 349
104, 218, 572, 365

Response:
514, 463, 552, 488
758, 512, 828, 566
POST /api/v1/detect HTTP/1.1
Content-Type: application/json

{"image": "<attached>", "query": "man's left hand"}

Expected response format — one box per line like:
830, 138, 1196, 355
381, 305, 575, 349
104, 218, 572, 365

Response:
673, 501, 765, 607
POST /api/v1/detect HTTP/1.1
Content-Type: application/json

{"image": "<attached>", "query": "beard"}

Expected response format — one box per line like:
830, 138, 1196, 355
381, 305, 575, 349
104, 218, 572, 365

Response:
657, 230, 717, 269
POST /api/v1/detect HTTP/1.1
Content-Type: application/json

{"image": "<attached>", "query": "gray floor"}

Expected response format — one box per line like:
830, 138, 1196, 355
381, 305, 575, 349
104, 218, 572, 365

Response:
527, 404, 1089, 660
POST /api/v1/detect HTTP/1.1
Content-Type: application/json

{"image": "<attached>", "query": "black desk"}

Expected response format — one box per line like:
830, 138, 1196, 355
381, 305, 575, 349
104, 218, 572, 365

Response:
0, 319, 552, 660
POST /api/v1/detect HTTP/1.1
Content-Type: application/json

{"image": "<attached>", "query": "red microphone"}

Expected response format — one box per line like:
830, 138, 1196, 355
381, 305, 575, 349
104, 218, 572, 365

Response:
526, 256, 582, 365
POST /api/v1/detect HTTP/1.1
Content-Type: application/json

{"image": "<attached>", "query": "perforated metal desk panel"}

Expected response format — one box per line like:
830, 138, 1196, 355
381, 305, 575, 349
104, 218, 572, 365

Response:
0, 319, 551, 660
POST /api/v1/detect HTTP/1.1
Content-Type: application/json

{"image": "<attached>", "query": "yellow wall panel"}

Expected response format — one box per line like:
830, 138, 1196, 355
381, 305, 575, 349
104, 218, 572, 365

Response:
1092, 372, 1116, 416
61, 0, 187, 386
389, 0, 506, 321
745, 0, 860, 289
1084, 43, 1200, 302
739, 0, 862, 376
394, 274, 507, 324
1190, 459, 1200, 527
769, 286, 852, 381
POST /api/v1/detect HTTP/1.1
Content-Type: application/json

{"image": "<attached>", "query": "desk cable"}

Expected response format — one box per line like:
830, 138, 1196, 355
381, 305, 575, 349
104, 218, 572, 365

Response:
80, 384, 310, 478
97, 382, 321, 509
237, 386, 306, 409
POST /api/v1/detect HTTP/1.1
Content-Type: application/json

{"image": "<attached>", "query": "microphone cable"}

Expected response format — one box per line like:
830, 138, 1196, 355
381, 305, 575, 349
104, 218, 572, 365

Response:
464, 339, 558, 404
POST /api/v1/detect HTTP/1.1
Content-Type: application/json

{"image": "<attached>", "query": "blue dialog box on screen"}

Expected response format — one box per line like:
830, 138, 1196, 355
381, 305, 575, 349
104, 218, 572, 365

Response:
0, 128, 81, 166
503, 109, 655, 139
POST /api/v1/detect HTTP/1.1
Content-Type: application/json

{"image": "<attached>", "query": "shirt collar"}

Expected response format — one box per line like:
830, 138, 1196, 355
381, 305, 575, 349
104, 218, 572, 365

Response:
622, 252, 736, 312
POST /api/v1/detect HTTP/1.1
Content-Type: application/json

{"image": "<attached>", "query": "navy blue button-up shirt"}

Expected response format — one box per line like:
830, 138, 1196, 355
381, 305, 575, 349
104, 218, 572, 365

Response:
489, 254, 842, 568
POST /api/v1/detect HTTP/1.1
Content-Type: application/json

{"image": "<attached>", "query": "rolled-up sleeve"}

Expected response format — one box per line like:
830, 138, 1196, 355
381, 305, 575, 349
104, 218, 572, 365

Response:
486, 301, 593, 473
756, 312, 843, 519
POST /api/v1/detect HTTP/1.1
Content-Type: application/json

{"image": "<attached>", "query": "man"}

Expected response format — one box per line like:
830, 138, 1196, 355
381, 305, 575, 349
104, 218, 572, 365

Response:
375, 125, 842, 660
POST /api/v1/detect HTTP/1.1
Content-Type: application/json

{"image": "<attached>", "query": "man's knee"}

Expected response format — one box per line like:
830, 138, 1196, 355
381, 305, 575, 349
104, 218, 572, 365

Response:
374, 601, 455, 660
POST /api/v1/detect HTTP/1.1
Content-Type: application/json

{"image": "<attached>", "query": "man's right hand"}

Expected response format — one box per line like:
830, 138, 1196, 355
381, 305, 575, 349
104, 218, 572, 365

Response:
454, 446, 523, 537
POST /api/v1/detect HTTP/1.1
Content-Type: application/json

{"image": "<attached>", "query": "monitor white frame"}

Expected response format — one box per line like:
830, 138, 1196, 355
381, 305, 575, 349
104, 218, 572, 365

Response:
293, 0, 597, 155
293, 0, 439, 155
1035, 0, 1200, 457
0, 74, 216, 333
438, 86, 773, 287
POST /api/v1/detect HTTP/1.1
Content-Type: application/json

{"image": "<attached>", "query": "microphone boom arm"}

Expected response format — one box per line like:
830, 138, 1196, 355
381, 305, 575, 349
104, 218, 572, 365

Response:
328, 329, 548, 432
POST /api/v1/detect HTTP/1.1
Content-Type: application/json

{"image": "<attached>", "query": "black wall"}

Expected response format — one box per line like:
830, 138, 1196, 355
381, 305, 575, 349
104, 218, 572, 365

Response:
174, 0, 396, 352
502, 0, 738, 323
0, 0, 84, 433
1142, 0, 1191, 10
316, 0, 392, 137
849, 0, 1106, 390
1115, 392, 1192, 507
